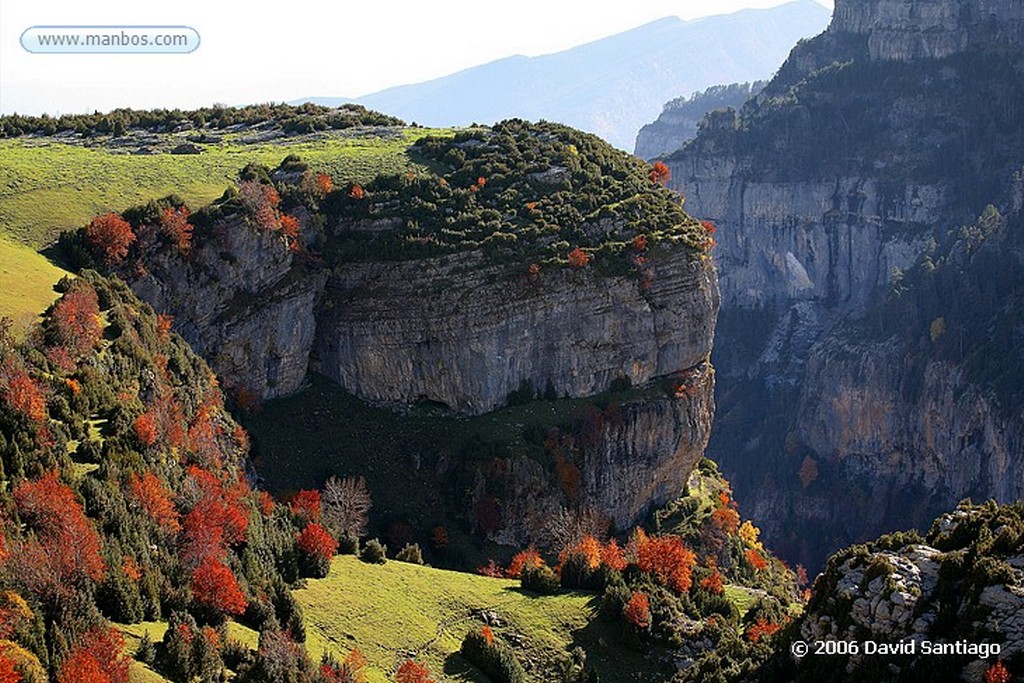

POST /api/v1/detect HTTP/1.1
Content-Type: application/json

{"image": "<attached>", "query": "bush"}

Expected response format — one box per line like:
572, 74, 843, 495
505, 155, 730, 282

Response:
396, 543, 424, 565
338, 532, 360, 555
360, 538, 387, 564
521, 564, 560, 594
136, 632, 156, 665
461, 629, 527, 683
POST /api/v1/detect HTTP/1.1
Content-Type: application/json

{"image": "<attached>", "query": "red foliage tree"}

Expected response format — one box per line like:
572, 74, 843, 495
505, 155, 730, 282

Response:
745, 548, 768, 571
155, 313, 174, 345
191, 555, 247, 615
636, 534, 697, 593
297, 522, 338, 562
985, 661, 1011, 683
632, 234, 648, 251
50, 284, 102, 359
290, 489, 322, 522
745, 618, 782, 643
700, 570, 725, 595
315, 173, 333, 195
133, 412, 158, 447
0, 361, 47, 424
129, 471, 180, 533
57, 626, 129, 683
601, 539, 627, 572
623, 592, 651, 629
13, 472, 105, 590
649, 161, 671, 186
395, 659, 435, 683
567, 247, 590, 269
181, 466, 249, 566
560, 535, 601, 570
85, 212, 136, 265
480, 625, 494, 646
280, 214, 301, 252
349, 183, 366, 200
239, 181, 281, 231
507, 547, 544, 578
0, 652, 19, 683
159, 206, 193, 252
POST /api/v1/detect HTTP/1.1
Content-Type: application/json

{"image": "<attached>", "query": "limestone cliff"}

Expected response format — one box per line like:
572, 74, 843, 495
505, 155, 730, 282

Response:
112, 119, 721, 536
768, 501, 1024, 683
664, 0, 1024, 569
314, 250, 717, 416
129, 216, 326, 400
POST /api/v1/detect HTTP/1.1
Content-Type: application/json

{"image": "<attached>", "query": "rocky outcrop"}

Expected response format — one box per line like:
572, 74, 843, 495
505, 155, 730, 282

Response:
483, 368, 715, 543
782, 502, 1024, 682
634, 82, 765, 161
313, 250, 718, 415
130, 217, 326, 399
664, 0, 1024, 570
832, 0, 1024, 61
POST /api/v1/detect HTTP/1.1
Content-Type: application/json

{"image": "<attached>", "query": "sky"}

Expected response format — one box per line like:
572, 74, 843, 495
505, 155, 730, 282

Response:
0, 0, 833, 116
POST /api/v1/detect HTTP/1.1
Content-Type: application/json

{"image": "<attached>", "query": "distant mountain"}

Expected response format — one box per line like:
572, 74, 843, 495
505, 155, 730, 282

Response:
295, 1, 831, 150
634, 81, 767, 160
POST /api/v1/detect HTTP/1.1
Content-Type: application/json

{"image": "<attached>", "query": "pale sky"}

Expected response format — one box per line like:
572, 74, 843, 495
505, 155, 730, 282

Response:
0, 0, 833, 116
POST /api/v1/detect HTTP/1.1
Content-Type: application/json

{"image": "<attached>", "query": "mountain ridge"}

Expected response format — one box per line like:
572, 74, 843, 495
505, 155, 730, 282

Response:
294, 1, 831, 149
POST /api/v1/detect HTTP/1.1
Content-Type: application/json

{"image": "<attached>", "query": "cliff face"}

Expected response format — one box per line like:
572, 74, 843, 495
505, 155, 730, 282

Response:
314, 250, 718, 415
775, 502, 1024, 682
130, 217, 326, 399
832, 0, 1024, 60
664, 0, 1024, 569
120, 119, 723, 537
634, 82, 766, 161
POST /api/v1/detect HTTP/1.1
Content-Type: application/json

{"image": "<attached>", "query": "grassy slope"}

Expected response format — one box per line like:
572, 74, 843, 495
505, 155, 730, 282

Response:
297, 555, 650, 683
0, 126, 448, 338
0, 128, 448, 249
0, 237, 70, 334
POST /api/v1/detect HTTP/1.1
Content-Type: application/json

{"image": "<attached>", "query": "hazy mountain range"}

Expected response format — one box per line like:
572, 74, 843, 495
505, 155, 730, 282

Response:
295, 0, 831, 150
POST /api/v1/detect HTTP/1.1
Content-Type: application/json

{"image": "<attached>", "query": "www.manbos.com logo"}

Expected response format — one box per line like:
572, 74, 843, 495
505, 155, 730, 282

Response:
21, 26, 200, 54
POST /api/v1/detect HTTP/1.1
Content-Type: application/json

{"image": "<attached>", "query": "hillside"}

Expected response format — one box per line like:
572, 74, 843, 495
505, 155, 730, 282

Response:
666, 0, 1024, 572
299, 1, 830, 150
633, 81, 766, 160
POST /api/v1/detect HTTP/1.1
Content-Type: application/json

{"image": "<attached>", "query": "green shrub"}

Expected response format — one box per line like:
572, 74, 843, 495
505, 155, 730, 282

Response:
460, 628, 527, 683
396, 543, 424, 565
521, 564, 560, 594
360, 538, 387, 564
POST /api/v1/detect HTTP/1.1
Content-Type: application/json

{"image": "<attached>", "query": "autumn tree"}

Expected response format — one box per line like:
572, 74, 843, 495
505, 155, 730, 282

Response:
649, 161, 671, 185
49, 283, 102, 360
622, 592, 651, 629
159, 206, 193, 252
636, 534, 696, 593
85, 212, 135, 265
745, 548, 768, 571
600, 539, 627, 572
280, 214, 301, 252
297, 522, 338, 577
395, 659, 435, 683
191, 555, 247, 616
290, 489, 322, 523
507, 547, 543, 578
238, 180, 281, 231
567, 247, 590, 269
348, 183, 365, 200
0, 652, 19, 683
314, 173, 333, 195
129, 471, 180, 534
985, 661, 1011, 683
57, 626, 130, 683
12, 472, 106, 594
0, 360, 47, 425
745, 618, 781, 643
321, 475, 374, 540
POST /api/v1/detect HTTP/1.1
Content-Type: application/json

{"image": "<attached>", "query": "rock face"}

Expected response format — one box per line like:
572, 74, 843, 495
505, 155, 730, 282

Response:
665, 0, 1024, 570
129, 217, 326, 399
832, 0, 1024, 61
784, 502, 1024, 682
490, 371, 715, 542
313, 251, 718, 415
634, 81, 766, 161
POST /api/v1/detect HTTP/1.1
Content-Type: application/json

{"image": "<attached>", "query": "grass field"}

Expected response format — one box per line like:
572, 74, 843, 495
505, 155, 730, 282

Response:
296, 555, 651, 683
0, 237, 70, 334
0, 128, 450, 248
